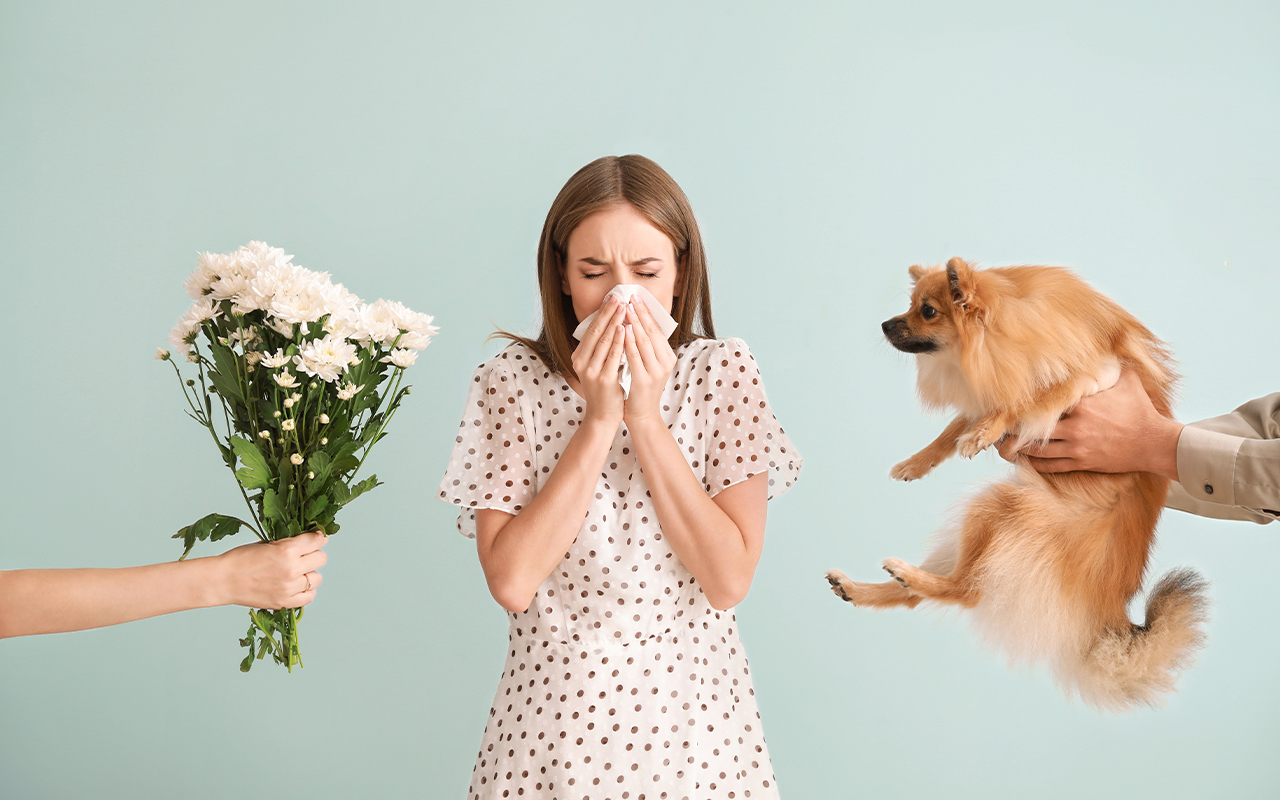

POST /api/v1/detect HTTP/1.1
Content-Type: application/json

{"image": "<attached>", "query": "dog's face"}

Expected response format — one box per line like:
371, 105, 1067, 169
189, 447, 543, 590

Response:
882, 258, 979, 355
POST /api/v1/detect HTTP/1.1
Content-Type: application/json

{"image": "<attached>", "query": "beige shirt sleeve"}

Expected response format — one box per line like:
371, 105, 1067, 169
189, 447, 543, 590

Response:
1166, 393, 1280, 524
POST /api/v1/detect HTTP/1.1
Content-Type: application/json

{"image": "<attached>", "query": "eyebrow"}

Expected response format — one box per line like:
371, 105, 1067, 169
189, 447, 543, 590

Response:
578, 257, 664, 267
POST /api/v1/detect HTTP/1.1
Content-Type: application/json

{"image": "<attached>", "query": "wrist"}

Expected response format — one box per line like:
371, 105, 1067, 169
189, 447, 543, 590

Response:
624, 411, 669, 440
1148, 418, 1184, 483
190, 554, 233, 609
578, 414, 622, 446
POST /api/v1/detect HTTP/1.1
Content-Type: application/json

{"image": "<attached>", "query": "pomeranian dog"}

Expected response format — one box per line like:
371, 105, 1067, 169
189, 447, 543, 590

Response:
825, 257, 1208, 711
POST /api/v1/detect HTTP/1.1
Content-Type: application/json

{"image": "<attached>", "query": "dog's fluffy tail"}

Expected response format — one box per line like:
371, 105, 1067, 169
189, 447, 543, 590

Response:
1071, 568, 1209, 711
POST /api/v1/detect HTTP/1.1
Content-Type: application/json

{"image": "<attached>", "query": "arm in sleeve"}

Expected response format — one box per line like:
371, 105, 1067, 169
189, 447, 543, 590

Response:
437, 356, 537, 538
701, 338, 802, 501
1168, 393, 1280, 524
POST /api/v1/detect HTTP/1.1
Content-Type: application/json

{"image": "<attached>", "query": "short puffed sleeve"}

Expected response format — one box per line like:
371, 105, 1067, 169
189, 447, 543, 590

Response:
700, 338, 802, 500
437, 354, 537, 538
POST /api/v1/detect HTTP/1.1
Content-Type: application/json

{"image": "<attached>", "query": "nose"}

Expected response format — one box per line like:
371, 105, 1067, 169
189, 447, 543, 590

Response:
882, 317, 903, 336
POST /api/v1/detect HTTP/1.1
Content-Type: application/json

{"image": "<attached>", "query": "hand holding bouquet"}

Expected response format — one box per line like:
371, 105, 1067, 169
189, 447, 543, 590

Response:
159, 241, 435, 672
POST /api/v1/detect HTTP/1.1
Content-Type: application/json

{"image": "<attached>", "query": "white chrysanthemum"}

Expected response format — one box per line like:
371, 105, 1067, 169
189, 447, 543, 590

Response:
166, 298, 223, 355
182, 252, 226, 299
207, 264, 250, 302
353, 299, 400, 347
290, 453, 304, 466
186, 298, 222, 324
351, 299, 438, 350
227, 326, 260, 348
322, 282, 363, 340
238, 262, 311, 314
294, 334, 358, 383
381, 348, 418, 368
167, 320, 198, 355
271, 278, 332, 331
396, 330, 434, 351
337, 382, 364, 401
266, 316, 295, 338
273, 371, 299, 388
260, 349, 291, 369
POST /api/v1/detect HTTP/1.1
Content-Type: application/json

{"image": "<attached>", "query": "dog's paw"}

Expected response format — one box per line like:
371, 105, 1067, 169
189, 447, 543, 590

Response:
957, 429, 996, 459
882, 558, 913, 590
890, 455, 934, 482
824, 569, 857, 604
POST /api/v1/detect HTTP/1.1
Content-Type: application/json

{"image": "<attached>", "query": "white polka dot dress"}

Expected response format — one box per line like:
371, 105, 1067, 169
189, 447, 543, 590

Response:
439, 337, 801, 800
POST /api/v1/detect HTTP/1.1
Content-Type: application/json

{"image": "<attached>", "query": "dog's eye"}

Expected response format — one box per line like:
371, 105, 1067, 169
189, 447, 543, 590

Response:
921, 303, 937, 320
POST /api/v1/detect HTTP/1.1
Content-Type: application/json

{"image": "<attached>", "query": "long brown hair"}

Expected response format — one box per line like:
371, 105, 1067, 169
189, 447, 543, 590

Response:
495, 155, 715, 380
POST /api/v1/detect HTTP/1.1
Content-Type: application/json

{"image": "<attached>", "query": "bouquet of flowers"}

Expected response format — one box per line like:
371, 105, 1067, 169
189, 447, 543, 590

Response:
158, 241, 436, 672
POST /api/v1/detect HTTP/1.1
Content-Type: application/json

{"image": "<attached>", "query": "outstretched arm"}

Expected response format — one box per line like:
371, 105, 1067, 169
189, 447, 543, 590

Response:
0, 531, 328, 639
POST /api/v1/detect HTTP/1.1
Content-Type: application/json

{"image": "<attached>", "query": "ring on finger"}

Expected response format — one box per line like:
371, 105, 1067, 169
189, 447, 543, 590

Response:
303, 572, 312, 592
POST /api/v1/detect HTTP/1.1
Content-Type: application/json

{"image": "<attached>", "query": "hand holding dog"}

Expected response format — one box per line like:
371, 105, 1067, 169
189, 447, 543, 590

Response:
997, 368, 1184, 481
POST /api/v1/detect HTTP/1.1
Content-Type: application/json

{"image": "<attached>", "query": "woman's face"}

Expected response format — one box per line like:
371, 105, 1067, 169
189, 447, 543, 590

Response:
561, 203, 680, 332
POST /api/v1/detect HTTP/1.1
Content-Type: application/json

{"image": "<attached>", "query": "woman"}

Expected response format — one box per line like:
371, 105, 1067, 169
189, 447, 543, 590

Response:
439, 155, 801, 799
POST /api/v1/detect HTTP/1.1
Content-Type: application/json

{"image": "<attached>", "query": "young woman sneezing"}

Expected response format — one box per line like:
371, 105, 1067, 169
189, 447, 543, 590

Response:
438, 154, 801, 799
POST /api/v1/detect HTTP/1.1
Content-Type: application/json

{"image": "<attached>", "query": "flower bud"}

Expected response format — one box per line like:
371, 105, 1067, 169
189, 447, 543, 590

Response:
284, 398, 295, 408
274, 410, 283, 418
308, 472, 315, 480
320, 437, 328, 445
259, 430, 271, 439
155, 348, 171, 361
185, 379, 195, 386
290, 453, 304, 465
319, 414, 330, 424
282, 419, 295, 431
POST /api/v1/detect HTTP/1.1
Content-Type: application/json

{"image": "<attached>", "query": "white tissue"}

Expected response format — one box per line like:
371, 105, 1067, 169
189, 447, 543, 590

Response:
571, 284, 679, 398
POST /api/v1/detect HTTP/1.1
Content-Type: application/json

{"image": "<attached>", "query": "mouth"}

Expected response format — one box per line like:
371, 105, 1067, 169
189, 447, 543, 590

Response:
882, 316, 940, 354
888, 336, 940, 354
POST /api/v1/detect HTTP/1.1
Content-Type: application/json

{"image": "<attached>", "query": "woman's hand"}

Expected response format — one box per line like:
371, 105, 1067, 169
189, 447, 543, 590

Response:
996, 368, 1183, 481
571, 294, 627, 425
622, 297, 677, 425
211, 530, 329, 610
0, 530, 330, 638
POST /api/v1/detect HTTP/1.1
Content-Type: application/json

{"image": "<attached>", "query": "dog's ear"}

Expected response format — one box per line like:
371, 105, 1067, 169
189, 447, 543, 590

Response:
907, 264, 928, 283
946, 257, 981, 314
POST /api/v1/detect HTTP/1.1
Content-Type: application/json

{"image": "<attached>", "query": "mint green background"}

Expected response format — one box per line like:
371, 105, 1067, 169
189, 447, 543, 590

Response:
2, 2, 1277, 798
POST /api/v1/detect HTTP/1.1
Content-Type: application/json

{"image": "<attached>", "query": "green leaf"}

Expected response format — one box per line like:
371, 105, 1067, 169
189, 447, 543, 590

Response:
207, 339, 245, 404
332, 481, 351, 506
340, 474, 382, 507
262, 488, 287, 522
329, 440, 362, 475
207, 515, 242, 543
230, 436, 273, 490
173, 513, 249, 560
305, 451, 333, 496
304, 493, 329, 521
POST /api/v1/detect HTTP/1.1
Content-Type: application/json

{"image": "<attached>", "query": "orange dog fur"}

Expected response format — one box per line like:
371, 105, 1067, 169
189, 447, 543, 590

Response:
826, 258, 1208, 710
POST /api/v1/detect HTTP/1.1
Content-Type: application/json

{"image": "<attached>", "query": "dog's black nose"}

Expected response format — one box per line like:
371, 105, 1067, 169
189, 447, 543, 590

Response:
882, 318, 901, 336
